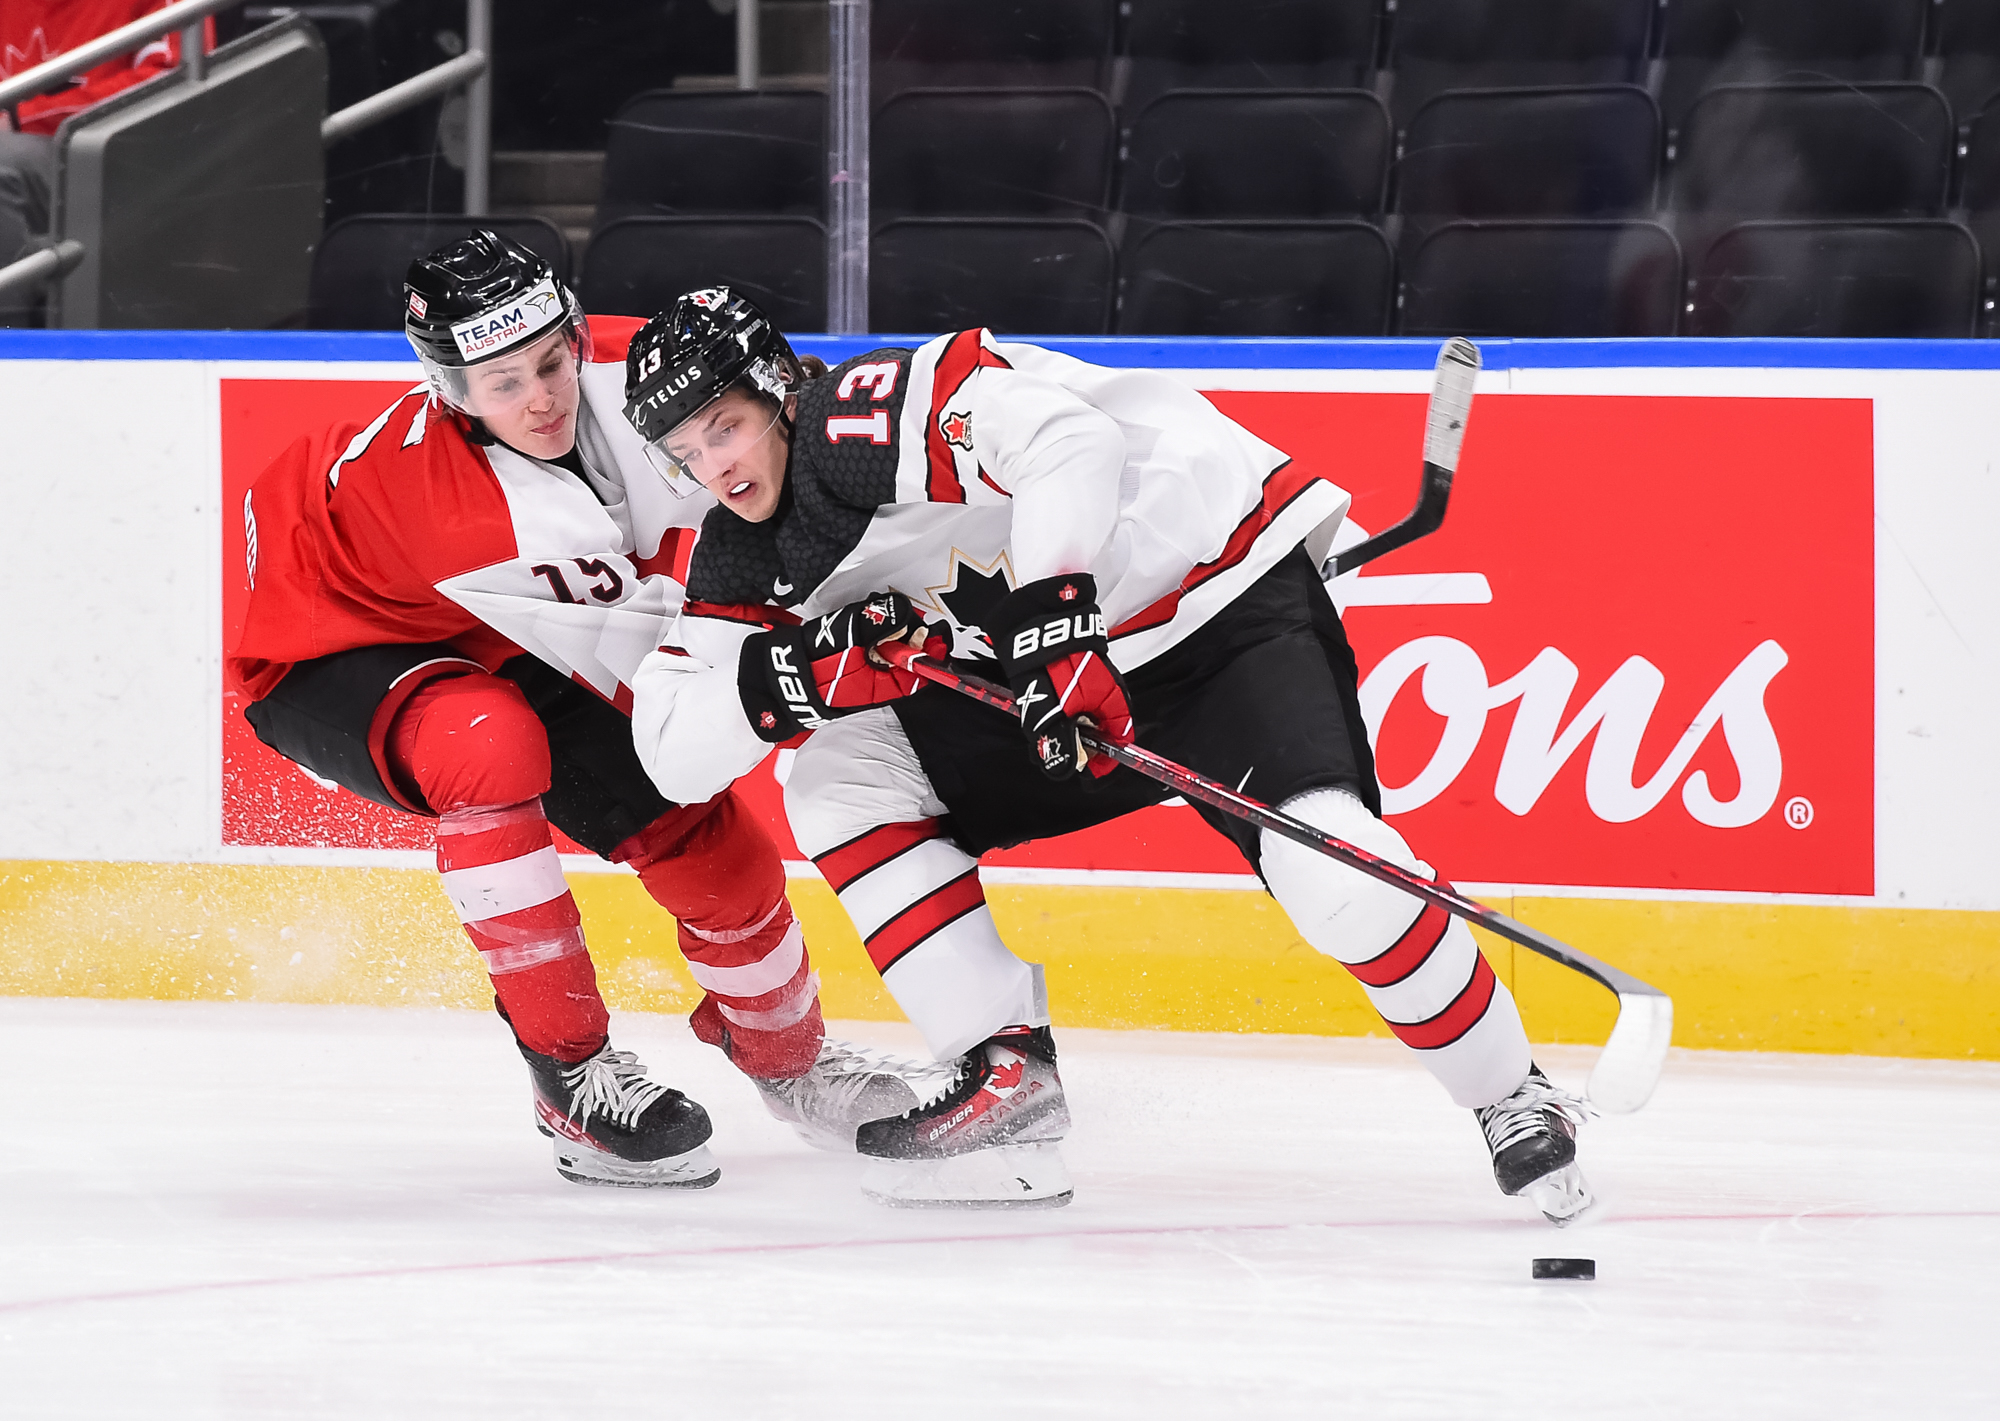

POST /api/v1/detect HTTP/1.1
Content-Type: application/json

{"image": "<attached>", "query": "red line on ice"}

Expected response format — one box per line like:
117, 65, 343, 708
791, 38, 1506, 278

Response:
4, 1209, 1997, 1317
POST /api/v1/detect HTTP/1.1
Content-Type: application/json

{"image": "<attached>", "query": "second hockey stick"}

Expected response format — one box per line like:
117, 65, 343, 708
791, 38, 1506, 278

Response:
877, 641, 1674, 1114
1326, 336, 1480, 577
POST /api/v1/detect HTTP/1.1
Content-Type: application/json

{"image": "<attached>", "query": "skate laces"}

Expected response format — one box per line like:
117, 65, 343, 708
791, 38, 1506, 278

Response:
562, 1048, 670, 1130
802, 1041, 960, 1113
1476, 1074, 1594, 1155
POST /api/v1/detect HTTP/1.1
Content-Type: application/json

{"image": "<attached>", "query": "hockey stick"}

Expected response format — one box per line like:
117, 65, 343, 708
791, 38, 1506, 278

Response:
1325, 337, 1480, 578
877, 641, 1673, 1114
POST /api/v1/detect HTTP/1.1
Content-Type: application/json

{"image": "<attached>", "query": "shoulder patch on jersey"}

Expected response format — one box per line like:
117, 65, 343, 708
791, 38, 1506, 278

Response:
923, 329, 1011, 504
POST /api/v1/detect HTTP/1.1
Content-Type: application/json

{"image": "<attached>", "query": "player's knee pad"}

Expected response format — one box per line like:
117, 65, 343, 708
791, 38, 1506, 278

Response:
784, 707, 941, 859
1261, 787, 1430, 965
389, 673, 552, 815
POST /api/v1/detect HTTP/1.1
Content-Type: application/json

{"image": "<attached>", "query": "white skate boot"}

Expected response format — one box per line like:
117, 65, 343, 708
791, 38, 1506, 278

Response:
852, 1025, 1074, 1209
1474, 1065, 1595, 1225
753, 1038, 960, 1152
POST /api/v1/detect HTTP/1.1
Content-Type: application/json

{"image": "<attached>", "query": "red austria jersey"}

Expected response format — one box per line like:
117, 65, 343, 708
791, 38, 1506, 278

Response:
229, 316, 714, 712
632, 329, 1351, 805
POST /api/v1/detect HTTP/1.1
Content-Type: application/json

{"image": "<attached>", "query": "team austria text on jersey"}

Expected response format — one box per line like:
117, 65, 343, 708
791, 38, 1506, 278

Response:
229, 316, 715, 732
631, 329, 1355, 807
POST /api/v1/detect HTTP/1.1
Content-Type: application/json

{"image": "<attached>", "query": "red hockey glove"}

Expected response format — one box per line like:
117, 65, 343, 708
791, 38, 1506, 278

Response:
990, 573, 1135, 780
740, 590, 949, 742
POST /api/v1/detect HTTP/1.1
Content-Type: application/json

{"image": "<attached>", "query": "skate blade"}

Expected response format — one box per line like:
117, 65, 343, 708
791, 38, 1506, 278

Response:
860, 1142, 1073, 1210
1520, 1162, 1595, 1226
554, 1141, 721, 1189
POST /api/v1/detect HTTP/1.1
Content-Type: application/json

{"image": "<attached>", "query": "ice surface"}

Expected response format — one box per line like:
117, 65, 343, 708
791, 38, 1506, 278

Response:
1, 999, 1995, 1419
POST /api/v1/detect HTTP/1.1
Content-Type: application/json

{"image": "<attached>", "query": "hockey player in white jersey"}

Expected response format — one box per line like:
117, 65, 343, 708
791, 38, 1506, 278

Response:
623, 289, 1592, 1220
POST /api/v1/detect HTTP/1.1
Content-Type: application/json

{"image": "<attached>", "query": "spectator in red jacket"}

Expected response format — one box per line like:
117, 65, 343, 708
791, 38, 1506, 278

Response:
2, 1, 209, 323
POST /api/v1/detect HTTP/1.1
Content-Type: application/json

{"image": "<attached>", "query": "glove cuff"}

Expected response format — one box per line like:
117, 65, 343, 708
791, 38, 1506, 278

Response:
990, 573, 1106, 674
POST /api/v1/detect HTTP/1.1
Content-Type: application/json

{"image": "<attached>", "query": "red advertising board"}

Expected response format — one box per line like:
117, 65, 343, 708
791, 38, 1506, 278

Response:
221, 377, 1873, 895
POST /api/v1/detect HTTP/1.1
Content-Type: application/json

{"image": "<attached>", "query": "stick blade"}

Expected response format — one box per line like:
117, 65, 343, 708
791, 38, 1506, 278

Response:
1584, 989, 1673, 1114
1423, 337, 1480, 473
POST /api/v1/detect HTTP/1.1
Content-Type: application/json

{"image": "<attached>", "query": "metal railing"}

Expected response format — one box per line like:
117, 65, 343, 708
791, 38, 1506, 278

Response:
0, 0, 493, 305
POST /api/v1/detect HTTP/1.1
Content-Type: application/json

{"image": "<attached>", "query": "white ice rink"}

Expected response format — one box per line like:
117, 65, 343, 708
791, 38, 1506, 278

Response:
1, 999, 1994, 1419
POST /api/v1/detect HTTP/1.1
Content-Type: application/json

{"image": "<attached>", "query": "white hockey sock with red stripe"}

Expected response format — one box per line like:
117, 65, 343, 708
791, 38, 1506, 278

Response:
814, 817, 1036, 1061
1260, 788, 1533, 1109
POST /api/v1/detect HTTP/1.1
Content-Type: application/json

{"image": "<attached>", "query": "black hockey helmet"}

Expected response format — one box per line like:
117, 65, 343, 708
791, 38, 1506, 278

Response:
624, 287, 803, 494
403, 229, 590, 414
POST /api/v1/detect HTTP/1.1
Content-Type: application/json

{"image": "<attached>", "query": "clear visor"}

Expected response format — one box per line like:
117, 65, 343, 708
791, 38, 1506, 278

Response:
419, 298, 593, 420
641, 392, 785, 498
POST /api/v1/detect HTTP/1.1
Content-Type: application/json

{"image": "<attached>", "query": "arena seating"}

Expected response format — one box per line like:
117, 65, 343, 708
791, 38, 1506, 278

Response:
1660, 0, 1931, 130
308, 215, 570, 330
1120, 91, 1390, 221
1385, 0, 1656, 128
872, 0, 1115, 98
1685, 220, 1980, 336
872, 89, 1117, 219
1119, 0, 1381, 118
1395, 85, 1661, 252
1398, 219, 1682, 336
580, 217, 826, 330
1938, 0, 2000, 130
871, 218, 1115, 334
597, 91, 826, 228
1116, 221, 1394, 335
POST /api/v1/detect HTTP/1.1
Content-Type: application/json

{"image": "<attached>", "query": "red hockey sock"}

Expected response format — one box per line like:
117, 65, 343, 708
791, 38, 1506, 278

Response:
613, 794, 824, 1080
388, 675, 610, 1064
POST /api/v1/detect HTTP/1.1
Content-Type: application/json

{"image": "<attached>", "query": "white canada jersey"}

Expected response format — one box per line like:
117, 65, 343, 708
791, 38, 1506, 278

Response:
631, 329, 1351, 804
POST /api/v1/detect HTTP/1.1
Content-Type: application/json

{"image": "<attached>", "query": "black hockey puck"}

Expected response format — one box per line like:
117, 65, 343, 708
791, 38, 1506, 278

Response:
1532, 1257, 1595, 1281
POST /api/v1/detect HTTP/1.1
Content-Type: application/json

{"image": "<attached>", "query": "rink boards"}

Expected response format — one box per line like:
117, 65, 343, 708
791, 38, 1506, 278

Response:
1, 331, 1995, 1058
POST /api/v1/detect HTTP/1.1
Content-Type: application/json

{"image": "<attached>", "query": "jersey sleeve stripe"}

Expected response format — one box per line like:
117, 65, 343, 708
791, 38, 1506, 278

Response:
923, 329, 1013, 505
1110, 459, 1320, 641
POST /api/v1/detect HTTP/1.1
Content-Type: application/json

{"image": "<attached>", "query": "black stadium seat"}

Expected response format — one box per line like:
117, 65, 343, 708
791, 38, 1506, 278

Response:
579, 217, 826, 330
871, 218, 1114, 334
1938, 0, 2000, 130
872, 0, 1114, 98
1670, 83, 1953, 259
1953, 104, 2000, 333
1660, 0, 1929, 128
1119, 0, 1381, 118
873, 89, 1116, 219
1385, 0, 1655, 128
1398, 220, 1681, 336
1685, 220, 1980, 337
309, 215, 570, 330
597, 91, 824, 227
1117, 221, 1395, 335
1396, 86, 1660, 237
1120, 91, 1391, 220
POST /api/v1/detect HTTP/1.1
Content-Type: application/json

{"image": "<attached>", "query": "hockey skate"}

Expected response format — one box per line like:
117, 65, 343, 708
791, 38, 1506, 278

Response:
1475, 1065, 1595, 1225
853, 1025, 1073, 1209
754, 1038, 960, 1152
521, 1040, 720, 1188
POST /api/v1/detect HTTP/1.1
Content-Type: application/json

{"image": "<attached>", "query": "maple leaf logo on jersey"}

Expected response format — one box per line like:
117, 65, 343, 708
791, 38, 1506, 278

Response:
939, 410, 973, 451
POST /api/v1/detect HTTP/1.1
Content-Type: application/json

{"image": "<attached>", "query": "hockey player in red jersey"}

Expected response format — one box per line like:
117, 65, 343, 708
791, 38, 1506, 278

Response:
229, 235, 942, 1188
622, 289, 1594, 1219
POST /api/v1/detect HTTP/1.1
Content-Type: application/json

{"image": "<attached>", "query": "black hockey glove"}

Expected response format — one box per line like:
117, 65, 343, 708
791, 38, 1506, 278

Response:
739, 590, 948, 742
989, 573, 1135, 780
